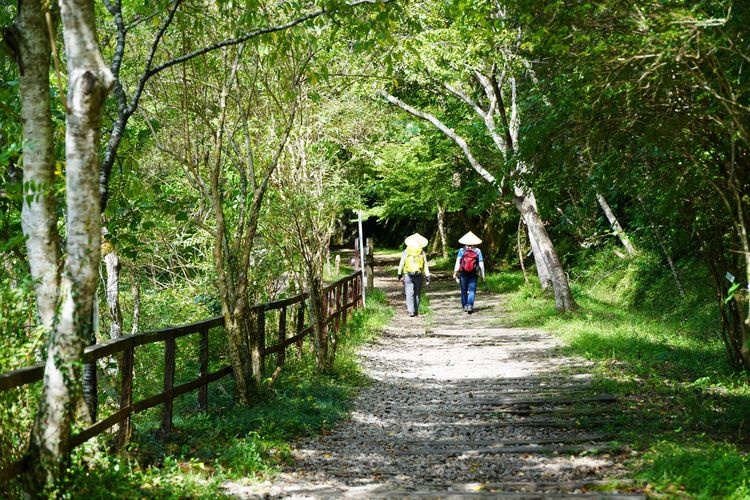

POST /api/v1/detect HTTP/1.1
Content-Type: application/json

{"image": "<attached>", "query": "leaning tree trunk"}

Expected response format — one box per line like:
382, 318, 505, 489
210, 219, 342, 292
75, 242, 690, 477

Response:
13, 0, 60, 331
597, 193, 636, 256
525, 219, 553, 290
27, 0, 114, 491
514, 188, 578, 312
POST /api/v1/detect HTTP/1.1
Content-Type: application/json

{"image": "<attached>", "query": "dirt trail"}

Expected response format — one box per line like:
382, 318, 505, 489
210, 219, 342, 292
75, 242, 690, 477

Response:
227, 257, 640, 498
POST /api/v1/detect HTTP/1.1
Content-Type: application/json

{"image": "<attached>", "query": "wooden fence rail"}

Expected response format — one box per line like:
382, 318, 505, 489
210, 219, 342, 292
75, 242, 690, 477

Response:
0, 272, 363, 483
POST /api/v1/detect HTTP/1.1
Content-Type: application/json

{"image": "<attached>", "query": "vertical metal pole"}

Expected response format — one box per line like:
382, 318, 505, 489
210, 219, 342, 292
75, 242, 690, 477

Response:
358, 210, 366, 306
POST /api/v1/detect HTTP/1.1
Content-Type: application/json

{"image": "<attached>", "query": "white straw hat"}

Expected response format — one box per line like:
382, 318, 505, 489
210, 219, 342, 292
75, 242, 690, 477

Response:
458, 231, 482, 246
404, 233, 428, 248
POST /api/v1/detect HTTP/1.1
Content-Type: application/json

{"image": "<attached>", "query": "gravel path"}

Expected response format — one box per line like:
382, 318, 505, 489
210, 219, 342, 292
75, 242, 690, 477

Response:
227, 259, 640, 498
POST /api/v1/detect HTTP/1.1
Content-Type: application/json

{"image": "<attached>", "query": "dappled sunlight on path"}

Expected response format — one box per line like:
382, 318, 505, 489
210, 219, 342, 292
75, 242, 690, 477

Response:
225, 256, 641, 498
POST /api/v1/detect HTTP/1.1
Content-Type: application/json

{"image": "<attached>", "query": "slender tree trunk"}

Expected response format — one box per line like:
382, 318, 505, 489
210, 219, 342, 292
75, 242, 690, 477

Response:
13, 0, 60, 331
27, 0, 114, 490
247, 310, 263, 387
437, 203, 448, 259
514, 188, 578, 312
103, 244, 123, 338
223, 314, 253, 404
131, 278, 140, 335
308, 275, 330, 372
596, 193, 636, 255
525, 219, 552, 290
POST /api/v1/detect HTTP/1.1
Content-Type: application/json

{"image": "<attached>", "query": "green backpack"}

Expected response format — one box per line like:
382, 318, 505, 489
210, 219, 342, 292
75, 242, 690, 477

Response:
403, 246, 424, 273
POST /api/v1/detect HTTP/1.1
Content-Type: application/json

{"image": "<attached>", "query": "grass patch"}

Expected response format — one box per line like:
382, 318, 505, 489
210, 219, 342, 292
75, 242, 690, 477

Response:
493, 247, 750, 497
54, 289, 393, 498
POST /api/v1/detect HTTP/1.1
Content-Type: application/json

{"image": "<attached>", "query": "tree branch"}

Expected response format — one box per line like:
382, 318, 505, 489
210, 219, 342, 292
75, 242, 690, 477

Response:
382, 92, 499, 187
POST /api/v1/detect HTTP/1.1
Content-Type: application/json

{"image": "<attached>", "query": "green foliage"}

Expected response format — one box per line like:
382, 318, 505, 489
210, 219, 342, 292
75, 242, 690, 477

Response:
636, 440, 750, 499
497, 246, 750, 498
53, 289, 393, 497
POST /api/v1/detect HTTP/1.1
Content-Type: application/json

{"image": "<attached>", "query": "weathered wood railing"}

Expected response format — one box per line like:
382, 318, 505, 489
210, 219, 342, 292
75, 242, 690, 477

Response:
0, 271, 363, 483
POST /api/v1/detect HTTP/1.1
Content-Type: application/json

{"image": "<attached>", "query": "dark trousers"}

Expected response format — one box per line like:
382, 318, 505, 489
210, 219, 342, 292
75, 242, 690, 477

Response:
404, 273, 423, 315
459, 272, 478, 308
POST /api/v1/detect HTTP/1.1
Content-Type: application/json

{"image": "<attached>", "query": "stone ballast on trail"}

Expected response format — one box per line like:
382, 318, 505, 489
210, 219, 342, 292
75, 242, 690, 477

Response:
229, 259, 638, 498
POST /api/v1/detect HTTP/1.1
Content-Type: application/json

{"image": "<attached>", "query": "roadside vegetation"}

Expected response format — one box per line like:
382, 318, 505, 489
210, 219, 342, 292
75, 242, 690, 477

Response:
57, 290, 392, 498
489, 248, 750, 498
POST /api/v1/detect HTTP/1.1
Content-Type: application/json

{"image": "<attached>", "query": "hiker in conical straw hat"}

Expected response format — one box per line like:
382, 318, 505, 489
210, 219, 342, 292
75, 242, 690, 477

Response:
397, 233, 431, 317
452, 231, 486, 314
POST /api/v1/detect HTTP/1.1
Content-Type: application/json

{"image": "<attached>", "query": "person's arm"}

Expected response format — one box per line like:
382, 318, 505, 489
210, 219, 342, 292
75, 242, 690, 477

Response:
423, 251, 430, 283
478, 249, 486, 279
452, 249, 462, 279
397, 251, 406, 280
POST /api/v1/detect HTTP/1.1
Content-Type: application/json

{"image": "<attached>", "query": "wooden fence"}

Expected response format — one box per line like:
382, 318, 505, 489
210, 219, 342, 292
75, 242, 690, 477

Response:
0, 272, 363, 483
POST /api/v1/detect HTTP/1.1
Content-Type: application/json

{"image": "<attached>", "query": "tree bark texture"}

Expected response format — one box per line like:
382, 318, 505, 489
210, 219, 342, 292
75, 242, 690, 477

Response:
28, 0, 114, 490
131, 279, 140, 335
596, 193, 636, 255
437, 203, 449, 259
14, 0, 60, 331
103, 243, 123, 338
514, 188, 578, 312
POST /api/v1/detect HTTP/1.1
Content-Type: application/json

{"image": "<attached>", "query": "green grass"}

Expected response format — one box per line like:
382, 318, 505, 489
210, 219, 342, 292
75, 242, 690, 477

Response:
52, 289, 393, 498
489, 248, 750, 497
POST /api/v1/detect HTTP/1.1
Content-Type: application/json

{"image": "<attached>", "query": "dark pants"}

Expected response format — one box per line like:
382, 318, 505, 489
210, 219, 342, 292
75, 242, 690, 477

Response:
459, 272, 478, 308
404, 273, 423, 315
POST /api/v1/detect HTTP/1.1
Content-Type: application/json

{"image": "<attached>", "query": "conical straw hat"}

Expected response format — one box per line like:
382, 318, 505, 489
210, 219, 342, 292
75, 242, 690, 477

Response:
458, 231, 482, 245
404, 233, 428, 248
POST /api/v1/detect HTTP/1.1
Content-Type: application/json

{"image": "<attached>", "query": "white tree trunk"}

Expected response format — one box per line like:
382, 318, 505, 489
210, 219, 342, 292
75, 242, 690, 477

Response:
131, 278, 141, 335
514, 189, 577, 311
437, 203, 449, 259
29, 0, 114, 489
597, 193, 636, 255
15, 0, 60, 331
103, 246, 123, 338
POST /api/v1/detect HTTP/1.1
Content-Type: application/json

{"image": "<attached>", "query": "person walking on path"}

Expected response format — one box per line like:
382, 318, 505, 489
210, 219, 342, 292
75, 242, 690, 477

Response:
397, 233, 431, 317
452, 231, 486, 313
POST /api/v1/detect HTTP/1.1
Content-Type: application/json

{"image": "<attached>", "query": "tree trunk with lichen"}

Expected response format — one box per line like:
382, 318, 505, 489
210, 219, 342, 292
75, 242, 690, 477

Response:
26, 0, 114, 491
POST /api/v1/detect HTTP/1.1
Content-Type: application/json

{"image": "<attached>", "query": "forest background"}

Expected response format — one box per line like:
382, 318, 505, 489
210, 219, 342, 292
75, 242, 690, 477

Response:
0, 0, 748, 496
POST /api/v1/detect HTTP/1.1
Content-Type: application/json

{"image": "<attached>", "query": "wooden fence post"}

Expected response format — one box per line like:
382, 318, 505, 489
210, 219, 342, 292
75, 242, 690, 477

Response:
342, 280, 349, 331
116, 347, 134, 449
353, 238, 360, 270
334, 284, 342, 334
296, 299, 305, 356
365, 237, 374, 292
161, 337, 176, 435
258, 307, 266, 373
199, 328, 209, 410
278, 306, 287, 368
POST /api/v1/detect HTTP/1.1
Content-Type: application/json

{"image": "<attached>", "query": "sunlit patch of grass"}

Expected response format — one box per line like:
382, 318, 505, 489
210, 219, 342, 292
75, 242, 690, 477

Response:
495, 249, 750, 498
635, 440, 750, 498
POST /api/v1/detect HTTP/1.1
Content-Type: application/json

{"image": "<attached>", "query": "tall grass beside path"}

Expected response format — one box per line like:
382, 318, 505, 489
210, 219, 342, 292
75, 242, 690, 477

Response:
485, 249, 750, 498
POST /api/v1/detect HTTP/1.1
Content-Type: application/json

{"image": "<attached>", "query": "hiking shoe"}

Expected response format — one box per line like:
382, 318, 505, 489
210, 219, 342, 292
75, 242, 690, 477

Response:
467, 305, 473, 313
